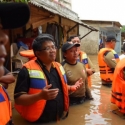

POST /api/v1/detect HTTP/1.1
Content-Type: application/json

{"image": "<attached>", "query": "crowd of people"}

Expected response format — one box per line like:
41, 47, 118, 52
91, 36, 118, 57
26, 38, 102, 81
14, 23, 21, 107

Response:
0, 2, 125, 125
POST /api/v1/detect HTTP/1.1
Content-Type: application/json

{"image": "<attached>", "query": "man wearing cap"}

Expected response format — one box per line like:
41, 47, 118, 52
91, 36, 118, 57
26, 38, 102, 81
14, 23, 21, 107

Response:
68, 35, 95, 87
14, 34, 83, 123
0, 2, 30, 125
62, 42, 93, 105
98, 35, 119, 86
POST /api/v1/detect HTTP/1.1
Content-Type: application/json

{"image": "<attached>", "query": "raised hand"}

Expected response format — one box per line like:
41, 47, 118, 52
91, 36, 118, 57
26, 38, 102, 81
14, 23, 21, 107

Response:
86, 68, 95, 76
39, 84, 59, 100
70, 78, 83, 91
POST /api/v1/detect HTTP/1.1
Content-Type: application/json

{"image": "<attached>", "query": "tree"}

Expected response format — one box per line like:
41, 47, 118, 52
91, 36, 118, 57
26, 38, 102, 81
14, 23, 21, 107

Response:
121, 26, 125, 32
0, 0, 29, 3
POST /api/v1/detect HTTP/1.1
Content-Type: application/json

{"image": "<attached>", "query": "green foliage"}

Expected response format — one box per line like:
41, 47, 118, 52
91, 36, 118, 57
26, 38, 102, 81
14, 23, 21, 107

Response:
121, 26, 125, 32
0, 0, 29, 3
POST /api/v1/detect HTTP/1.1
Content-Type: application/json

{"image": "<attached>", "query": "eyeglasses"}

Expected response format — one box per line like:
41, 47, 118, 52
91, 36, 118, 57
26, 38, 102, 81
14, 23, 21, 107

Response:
40, 45, 57, 51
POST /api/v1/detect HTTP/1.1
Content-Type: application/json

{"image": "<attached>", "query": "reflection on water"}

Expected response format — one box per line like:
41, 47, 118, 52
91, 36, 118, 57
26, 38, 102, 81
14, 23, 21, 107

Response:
85, 86, 111, 125
7, 55, 125, 125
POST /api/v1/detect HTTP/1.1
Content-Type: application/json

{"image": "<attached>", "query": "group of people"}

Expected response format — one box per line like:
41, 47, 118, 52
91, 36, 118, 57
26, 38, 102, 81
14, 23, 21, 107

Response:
0, 2, 125, 125
14, 35, 95, 123
0, 2, 94, 124
98, 35, 125, 115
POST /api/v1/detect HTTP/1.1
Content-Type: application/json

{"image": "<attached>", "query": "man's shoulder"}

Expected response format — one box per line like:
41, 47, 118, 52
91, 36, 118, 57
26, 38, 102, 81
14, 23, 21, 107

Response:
104, 51, 112, 56
77, 62, 86, 68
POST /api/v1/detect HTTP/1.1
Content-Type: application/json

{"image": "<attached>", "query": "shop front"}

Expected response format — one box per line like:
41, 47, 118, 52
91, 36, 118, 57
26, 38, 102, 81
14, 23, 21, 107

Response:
4, 0, 97, 71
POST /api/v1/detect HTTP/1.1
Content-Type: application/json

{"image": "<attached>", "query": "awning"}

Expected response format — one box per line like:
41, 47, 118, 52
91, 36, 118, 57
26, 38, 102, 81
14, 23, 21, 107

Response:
29, 0, 98, 31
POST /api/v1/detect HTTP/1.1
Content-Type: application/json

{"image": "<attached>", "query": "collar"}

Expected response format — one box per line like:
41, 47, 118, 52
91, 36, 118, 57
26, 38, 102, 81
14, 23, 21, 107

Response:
65, 60, 77, 65
35, 59, 55, 68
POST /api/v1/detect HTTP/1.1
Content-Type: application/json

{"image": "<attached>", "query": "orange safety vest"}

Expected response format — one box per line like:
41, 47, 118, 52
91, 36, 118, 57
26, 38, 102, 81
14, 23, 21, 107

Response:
15, 60, 69, 122
79, 51, 91, 87
0, 84, 12, 125
98, 48, 119, 82
111, 58, 125, 113
20, 49, 36, 60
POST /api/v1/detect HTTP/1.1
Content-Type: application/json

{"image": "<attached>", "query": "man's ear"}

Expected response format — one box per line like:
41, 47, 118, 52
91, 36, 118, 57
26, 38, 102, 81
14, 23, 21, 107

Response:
35, 51, 40, 57
63, 52, 67, 58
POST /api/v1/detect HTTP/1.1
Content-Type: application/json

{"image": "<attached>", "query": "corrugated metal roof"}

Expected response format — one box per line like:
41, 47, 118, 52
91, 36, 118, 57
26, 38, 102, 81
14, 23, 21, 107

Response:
82, 20, 122, 27
29, 0, 98, 31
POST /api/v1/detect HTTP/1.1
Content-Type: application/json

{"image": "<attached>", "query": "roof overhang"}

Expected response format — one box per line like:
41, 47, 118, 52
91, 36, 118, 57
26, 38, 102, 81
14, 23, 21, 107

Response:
29, 0, 98, 31
81, 20, 122, 27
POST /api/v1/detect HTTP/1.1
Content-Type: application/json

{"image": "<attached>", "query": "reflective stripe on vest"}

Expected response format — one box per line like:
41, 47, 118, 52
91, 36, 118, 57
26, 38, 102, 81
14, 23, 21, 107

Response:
79, 51, 91, 87
59, 65, 67, 84
28, 69, 46, 89
15, 60, 69, 122
81, 53, 88, 65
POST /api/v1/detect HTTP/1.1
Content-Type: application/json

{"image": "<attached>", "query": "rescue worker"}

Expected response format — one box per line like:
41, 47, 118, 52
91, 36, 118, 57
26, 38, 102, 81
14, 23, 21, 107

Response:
68, 35, 95, 87
14, 34, 83, 123
111, 58, 125, 114
98, 35, 119, 86
62, 42, 93, 105
0, 3, 30, 125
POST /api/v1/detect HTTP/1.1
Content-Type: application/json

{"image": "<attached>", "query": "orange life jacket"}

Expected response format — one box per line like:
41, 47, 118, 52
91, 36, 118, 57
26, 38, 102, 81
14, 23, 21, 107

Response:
15, 60, 69, 122
98, 48, 119, 82
20, 49, 36, 60
111, 58, 125, 113
0, 84, 12, 125
79, 51, 91, 87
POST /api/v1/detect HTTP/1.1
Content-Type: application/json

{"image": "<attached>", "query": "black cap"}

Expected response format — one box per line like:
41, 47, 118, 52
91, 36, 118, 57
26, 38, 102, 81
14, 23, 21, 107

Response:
106, 35, 116, 42
0, 3, 30, 29
62, 42, 80, 52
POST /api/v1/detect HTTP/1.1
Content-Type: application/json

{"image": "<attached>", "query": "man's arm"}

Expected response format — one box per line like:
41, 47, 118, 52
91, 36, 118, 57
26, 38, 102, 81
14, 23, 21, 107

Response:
104, 51, 117, 68
0, 67, 15, 89
0, 73, 15, 84
0, 67, 15, 84
87, 56, 95, 70
86, 57, 95, 76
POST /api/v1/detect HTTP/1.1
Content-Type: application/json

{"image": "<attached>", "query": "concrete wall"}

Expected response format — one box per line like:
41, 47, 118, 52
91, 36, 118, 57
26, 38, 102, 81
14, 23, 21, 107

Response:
79, 25, 99, 54
79, 21, 121, 54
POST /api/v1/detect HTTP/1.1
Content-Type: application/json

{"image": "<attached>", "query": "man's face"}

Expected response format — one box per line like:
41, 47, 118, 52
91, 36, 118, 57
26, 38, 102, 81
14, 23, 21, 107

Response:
36, 41, 57, 64
0, 29, 7, 77
71, 37, 80, 44
110, 40, 116, 49
64, 46, 79, 62
71, 37, 81, 52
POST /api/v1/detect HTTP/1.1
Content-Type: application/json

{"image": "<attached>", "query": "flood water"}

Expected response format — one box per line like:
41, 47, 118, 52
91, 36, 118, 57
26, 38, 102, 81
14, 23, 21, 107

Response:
7, 55, 125, 125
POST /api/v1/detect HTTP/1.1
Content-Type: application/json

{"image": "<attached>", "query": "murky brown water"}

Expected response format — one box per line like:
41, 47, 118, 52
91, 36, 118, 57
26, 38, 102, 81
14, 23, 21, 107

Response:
7, 55, 125, 125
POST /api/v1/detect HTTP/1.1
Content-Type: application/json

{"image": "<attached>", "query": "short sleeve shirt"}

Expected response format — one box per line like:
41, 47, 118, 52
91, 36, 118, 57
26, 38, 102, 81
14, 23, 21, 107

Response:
104, 51, 117, 69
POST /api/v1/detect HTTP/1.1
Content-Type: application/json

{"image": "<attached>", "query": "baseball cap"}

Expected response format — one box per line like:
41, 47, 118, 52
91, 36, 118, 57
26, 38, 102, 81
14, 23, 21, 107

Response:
0, 3, 30, 29
62, 42, 80, 52
106, 35, 116, 42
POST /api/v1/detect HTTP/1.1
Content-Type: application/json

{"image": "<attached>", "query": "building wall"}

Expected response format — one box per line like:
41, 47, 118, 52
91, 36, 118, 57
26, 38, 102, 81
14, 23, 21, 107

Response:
79, 25, 99, 54
79, 21, 121, 54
